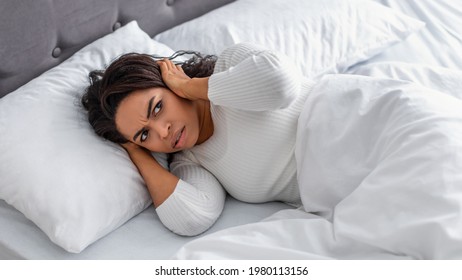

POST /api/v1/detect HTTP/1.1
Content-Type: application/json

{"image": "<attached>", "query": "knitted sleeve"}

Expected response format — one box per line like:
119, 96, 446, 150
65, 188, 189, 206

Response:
155, 151, 226, 236
208, 42, 302, 111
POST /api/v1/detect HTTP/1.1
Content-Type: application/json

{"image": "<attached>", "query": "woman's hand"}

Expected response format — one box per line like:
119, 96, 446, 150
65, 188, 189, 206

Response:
157, 59, 210, 101
120, 141, 142, 153
120, 141, 153, 159
157, 59, 193, 99
120, 141, 177, 207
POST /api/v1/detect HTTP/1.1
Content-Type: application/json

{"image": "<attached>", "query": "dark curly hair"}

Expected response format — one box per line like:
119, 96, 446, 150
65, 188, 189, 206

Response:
81, 51, 217, 143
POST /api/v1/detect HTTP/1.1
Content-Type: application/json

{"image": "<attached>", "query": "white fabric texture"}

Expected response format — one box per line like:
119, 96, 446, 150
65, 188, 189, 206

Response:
350, 62, 462, 100
174, 208, 412, 260
154, 0, 424, 78
0, 196, 293, 259
174, 67, 462, 259
0, 21, 173, 253
366, 0, 462, 71
296, 74, 462, 259
156, 43, 315, 236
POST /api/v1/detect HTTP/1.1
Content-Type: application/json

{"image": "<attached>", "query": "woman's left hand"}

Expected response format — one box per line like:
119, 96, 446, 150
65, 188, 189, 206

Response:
157, 59, 193, 99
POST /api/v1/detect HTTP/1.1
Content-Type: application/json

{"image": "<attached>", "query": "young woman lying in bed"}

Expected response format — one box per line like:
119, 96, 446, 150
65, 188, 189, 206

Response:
82, 43, 307, 235
81, 42, 462, 259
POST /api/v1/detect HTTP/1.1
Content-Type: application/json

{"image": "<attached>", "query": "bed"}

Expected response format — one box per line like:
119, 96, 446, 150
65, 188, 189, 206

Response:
1, 0, 462, 260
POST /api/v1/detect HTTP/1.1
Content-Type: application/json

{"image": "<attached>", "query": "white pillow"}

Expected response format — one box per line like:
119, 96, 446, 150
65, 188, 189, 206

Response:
154, 0, 425, 78
0, 21, 173, 253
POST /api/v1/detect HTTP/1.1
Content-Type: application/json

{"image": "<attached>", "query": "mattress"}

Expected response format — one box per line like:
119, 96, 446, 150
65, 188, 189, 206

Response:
0, 197, 292, 259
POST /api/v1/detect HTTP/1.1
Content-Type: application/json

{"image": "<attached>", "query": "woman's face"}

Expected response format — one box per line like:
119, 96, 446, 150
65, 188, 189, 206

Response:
115, 87, 200, 153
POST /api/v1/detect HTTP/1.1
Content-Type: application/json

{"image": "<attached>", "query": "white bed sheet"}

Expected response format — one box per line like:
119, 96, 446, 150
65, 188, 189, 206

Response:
0, 197, 292, 259
173, 0, 462, 259
357, 0, 462, 71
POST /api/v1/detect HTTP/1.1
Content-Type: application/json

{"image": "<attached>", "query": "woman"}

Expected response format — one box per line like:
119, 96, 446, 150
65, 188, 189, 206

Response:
82, 43, 313, 235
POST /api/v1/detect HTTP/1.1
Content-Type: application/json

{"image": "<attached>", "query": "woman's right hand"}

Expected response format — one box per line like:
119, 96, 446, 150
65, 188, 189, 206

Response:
120, 142, 154, 160
120, 141, 141, 153
120, 141, 176, 207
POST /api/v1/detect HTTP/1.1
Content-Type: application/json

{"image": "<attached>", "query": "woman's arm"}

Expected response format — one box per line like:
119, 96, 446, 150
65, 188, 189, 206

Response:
156, 151, 226, 236
156, 152, 226, 236
123, 144, 226, 236
122, 143, 177, 207
158, 43, 302, 111
208, 43, 302, 111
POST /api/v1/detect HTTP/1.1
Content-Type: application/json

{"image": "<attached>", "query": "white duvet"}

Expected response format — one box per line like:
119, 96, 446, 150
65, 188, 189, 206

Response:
174, 64, 462, 259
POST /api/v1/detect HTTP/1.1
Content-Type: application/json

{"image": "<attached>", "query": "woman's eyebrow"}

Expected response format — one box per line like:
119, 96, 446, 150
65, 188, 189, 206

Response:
132, 96, 156, 142
146, 96, 155, 120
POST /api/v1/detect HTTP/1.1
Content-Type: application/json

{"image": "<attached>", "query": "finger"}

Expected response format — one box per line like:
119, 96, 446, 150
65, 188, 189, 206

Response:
175, 64, 185, 73
158, 59, 180, 74
159, 60, 176, 75
156, 60, 167, 70
120, 141, 138, 151
157, 59, 169, 67
163, 58, 175, 69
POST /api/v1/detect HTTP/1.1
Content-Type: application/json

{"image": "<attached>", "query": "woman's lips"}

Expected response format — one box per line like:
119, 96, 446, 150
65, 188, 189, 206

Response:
173, 126, 185, 149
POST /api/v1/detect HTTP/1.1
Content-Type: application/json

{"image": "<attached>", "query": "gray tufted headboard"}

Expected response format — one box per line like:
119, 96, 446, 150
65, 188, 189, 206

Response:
0, 0, 235, 98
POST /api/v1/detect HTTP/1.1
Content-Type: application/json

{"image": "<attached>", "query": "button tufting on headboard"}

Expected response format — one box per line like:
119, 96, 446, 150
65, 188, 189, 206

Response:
0, 0, 236, 98
113, 22, 122, 31
51, 47, 62, 58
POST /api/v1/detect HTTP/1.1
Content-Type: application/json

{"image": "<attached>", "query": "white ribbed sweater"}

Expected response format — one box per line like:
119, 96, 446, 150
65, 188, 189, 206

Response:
156, 43, 314, 235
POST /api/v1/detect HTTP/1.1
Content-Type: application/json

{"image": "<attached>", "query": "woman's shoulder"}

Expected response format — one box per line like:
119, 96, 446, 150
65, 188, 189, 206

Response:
214, 42, 281, 73
221, 42, 267, 55
171, 150, 200, 164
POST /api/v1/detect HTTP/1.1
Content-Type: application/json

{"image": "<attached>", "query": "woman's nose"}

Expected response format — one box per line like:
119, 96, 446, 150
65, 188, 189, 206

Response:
153, 121, 171, 139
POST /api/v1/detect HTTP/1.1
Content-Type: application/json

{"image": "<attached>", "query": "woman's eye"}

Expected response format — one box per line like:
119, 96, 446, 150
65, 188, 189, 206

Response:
140, 130, 149, 142
154, 100, 163, 116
